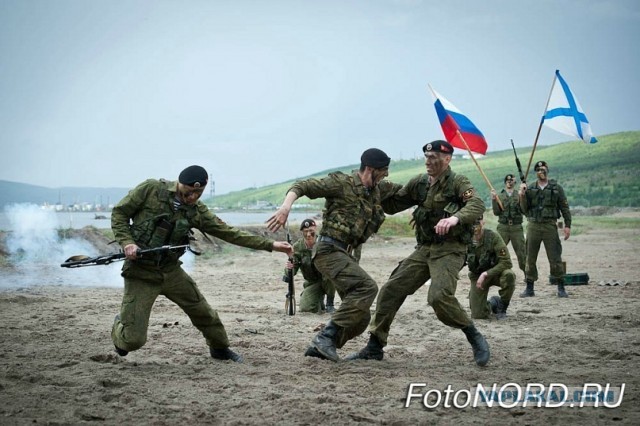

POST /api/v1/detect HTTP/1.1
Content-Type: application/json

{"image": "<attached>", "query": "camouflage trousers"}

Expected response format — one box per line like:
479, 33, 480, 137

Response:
497, 223, 526, 273
525, 221, 564, 284
312, 242, 378, 348
369, 243, 471, 347
299, 279, 336, 313
112, 261, 229, 352
468, 269, 516, 319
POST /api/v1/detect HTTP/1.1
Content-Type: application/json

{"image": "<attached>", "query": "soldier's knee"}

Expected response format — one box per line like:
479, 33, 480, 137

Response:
504, 270, 516, 285
361, 279, 379, 303
428, 286, 448, 309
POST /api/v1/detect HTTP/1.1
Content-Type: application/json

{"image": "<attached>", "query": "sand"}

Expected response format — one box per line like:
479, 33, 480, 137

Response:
1, 221, 639, 425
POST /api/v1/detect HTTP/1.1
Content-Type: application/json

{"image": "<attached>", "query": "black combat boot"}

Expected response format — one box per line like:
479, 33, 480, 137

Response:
304, 345, 327, 359
325, 295, 335, 314
462, 324, 490, 366
310, 320, 340, 362
500, 300, 510, 320
344, 334, 384, 361
520, 280, 535, 297
489, 296, 507, 320
557, 282, 569, 298
210, 347, 244, 363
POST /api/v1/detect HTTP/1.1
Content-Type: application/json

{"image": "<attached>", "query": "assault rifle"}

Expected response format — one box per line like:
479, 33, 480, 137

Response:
511, 139, 526, 183
60, 244, 199, 268
284, 225, 296, 315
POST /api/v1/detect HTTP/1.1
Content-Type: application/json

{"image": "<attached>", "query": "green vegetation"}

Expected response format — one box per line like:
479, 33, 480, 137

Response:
204, 131, 640, 209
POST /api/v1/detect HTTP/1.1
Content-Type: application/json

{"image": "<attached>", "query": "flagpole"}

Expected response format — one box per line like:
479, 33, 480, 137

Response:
524, 71, 558, 181
455, 130, 503, 210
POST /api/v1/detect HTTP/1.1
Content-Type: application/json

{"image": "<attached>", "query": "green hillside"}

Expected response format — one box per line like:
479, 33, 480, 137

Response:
206, 131, 640, 209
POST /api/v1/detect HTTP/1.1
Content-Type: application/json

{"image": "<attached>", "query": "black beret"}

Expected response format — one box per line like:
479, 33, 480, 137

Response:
179, 165, 208, 187
534, 161, 549, 171
423, 140, 454, 154
504, 174, 515, 182
360, 148, 391, 168
300, 218, 316, 230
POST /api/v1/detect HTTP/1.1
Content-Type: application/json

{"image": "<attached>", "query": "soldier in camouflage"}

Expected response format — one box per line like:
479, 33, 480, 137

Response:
519, 160, 572, 298
347, 140, 491, 366
284, 218, 338, 313
467, 217, 515, 320
491, 174, 526, 274
267, 148, 402, 362
111, 165, 293, 363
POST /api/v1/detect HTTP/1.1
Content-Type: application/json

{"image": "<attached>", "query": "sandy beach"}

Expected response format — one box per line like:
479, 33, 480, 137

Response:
1, 217, 639, 425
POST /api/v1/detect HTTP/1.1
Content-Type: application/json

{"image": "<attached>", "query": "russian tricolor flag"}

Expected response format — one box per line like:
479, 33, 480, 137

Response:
429, 86, 488, 155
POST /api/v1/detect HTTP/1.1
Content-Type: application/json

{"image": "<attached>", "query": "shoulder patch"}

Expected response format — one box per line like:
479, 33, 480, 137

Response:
462, 188, 475, 201
499, 248, 507, 257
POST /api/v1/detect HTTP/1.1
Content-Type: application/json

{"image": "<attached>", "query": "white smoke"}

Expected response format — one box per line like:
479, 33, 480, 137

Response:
1, 204, 122, 289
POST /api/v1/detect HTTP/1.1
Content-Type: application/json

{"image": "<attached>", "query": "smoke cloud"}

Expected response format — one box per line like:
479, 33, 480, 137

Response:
1, 204, 122, 289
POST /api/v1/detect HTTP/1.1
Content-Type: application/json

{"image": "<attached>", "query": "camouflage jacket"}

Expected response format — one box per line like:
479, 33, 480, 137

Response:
467, 229, 513, 280
284, 238, 323, 283
111, 179, 273, 264
288, 171, 402, 247
520, 179, 571, 227
382, 167, 485, 247
492, 189, 524, 224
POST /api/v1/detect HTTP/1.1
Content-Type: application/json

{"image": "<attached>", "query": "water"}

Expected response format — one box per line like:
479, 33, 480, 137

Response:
0, 204, 320, 290
0, 209, 320, 230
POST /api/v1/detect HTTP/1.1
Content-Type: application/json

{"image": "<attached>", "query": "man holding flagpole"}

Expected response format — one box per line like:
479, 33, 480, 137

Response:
519, 160, 572, 298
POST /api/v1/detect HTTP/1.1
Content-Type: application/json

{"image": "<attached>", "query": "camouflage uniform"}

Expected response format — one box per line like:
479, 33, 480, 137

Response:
287, 238, 335, 313
369, 167, 485, 346
520, 179, 571, 285
492, 189, 526, 273
111, 178, 274, 353
288, 172, 401, 348
467, 229, 515, 319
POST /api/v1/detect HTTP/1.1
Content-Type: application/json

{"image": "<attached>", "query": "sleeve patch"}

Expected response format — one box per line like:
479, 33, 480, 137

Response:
499, 248, 507, 257
462, 188, 475, 201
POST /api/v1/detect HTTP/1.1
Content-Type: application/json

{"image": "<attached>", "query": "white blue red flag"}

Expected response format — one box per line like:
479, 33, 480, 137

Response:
542, 70, 597, 144
430, 86, 488, 155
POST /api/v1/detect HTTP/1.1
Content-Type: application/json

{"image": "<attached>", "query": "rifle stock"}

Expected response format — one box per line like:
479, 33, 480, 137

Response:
60, 244, 195, 268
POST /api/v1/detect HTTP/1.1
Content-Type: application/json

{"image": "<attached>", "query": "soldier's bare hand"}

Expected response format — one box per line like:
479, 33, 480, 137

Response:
285, 260, 294, 269
563, 227, 571, 241
477, 271, 488, 289
273, 241, 293, 257
266, 207, 290, 232
490, 189, 497, 200
434, 216, 459, 236
124, 244, 140, 260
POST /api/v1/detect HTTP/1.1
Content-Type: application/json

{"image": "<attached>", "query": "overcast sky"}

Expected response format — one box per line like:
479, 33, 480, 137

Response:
1, 0, 638, 194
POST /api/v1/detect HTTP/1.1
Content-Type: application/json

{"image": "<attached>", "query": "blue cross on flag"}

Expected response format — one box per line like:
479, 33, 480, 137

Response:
542, 70, 597, 144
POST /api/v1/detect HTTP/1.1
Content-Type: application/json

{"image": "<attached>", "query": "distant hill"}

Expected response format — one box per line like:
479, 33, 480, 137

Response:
4, 131, 638, 210
205, 131, 640, 209
0, 180, 129, 209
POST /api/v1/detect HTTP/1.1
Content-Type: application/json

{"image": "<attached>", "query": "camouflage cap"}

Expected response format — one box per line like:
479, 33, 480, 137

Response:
423, 140, 454, 155
179, 165, 208, 187
360, 148, 391, 169
534, 161, 549, 171
300, 218, 316, 230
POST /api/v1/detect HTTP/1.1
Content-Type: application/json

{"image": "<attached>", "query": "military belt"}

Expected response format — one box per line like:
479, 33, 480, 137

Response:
527, 218, 556, 224
499, 218, 522, 225
318, 235, 353, 253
